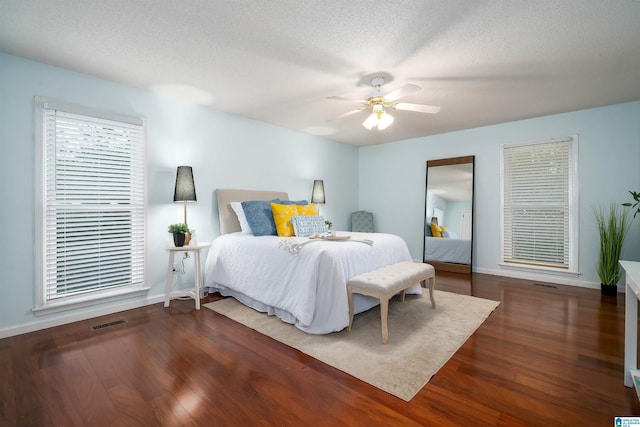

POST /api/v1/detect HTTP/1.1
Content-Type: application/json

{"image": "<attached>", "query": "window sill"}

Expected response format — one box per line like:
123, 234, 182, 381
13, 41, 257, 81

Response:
499, 262, 581, 278
33, 286, 150, 316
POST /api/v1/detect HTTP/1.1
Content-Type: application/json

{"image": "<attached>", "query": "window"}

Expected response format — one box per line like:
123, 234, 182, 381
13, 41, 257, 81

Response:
500, 136, 578, 273
35, 97, 147, 312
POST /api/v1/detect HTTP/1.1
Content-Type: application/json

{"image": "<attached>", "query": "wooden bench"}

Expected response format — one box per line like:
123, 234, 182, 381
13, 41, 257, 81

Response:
347, 262, 436, 344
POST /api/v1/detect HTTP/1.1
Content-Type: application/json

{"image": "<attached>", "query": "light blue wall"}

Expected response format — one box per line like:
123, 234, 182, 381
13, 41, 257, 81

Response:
359, 101, 640, 286
0, 52, 359, 336
2, 50, 639, 336
425, 192, 447, 224
443, 200, 472, 236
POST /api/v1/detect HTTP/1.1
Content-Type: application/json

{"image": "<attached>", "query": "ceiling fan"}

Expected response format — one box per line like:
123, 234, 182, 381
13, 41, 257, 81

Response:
329, 77, 441, 130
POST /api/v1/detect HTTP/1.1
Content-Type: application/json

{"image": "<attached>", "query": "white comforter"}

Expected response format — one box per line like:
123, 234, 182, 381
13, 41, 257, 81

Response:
204, 231, 418, 334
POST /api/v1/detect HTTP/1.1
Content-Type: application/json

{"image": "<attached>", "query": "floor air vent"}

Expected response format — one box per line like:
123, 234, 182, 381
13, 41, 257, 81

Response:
90, 319, 127, 331
533, 283, 557, 289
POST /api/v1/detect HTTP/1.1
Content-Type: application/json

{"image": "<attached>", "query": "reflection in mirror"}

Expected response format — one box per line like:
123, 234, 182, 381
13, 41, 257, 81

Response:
423, 156, 475, 274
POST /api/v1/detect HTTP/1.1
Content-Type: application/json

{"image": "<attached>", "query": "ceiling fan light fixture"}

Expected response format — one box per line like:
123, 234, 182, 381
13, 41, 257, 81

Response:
362, 112, 378, 130
377, 112, 394, 130
363, 108, 394, 130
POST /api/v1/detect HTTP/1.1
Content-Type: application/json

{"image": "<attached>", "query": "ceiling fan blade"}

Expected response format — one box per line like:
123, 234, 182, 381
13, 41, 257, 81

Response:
327, 107, 366, 122
384, 84, 421, 101
394, 102, 441, 114
327, 95, 367, 103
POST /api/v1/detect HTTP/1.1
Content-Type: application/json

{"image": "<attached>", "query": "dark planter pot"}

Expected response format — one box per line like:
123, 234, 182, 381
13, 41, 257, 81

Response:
600, 283, 618, 296
173, 233, 186, 247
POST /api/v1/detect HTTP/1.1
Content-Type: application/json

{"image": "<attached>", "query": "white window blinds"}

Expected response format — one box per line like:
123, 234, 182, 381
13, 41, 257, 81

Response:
36, 98, 147, 310
501, 137, 578, 272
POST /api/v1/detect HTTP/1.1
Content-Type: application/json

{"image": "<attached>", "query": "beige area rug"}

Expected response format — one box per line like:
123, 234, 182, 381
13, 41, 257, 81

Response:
204, 290, 500, 401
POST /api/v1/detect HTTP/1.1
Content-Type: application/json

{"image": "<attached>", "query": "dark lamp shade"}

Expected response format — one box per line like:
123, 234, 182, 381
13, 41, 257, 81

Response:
173, 166, 197, 202
311, 179, 325, 204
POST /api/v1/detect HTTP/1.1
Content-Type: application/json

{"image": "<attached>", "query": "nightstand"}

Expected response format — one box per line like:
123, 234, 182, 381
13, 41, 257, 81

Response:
164, 242, 212, 310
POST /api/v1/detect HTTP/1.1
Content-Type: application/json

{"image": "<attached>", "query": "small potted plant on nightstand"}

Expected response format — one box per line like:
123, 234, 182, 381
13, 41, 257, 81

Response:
168, 223, 189, 247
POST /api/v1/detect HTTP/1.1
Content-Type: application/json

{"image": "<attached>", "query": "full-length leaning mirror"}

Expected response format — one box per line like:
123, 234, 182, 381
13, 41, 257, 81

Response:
423, 155, 475, 274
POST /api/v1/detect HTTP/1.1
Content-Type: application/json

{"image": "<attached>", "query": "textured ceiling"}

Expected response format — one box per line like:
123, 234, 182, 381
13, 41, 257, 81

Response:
1, 0, 640, 147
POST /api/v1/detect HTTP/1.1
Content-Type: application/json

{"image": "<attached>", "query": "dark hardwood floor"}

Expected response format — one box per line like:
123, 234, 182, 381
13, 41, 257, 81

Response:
2, 272, 639, 426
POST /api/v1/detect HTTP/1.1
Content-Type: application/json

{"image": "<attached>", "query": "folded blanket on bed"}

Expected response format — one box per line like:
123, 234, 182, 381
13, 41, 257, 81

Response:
279, 236, 374, 254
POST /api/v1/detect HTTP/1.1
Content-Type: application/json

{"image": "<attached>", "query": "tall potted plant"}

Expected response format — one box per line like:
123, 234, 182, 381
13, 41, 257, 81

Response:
594, 203, 632, 295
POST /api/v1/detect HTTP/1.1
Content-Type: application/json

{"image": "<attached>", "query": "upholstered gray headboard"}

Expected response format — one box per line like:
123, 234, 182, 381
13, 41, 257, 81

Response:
216, 188, 289, 234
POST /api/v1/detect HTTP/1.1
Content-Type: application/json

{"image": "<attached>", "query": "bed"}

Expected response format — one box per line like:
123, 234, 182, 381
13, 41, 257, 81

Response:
204, 188, 419, 334
424, 236, 471, 265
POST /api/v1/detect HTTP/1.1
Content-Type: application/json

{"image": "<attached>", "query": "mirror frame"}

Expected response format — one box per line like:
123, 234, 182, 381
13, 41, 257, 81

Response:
423, 155, 475, 274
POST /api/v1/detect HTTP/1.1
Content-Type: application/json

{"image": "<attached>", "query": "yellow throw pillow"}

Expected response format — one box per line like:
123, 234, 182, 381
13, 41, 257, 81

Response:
271, 203, 318, 237
430, 222, 442, 238
271, 203, 298, 237
430, 224, 448, 238
296, 203, 318, 216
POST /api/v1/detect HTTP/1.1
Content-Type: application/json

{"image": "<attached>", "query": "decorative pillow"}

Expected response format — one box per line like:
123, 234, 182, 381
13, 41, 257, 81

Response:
271, 203, 319, 237
241, 199, 281, 236
442, 230, 451, 238
280, 199, 309, 205
271, 203, 299, 237
430, 222, 442, 238
297, 203, 318, 216
431, 224, 449, 238
291, 215, 329, 237
230, 202, 252, 234
425, 222, 433, 237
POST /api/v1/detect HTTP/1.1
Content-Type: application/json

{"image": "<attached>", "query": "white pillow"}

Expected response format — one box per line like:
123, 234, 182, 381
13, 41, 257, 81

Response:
230, 202, 253, 234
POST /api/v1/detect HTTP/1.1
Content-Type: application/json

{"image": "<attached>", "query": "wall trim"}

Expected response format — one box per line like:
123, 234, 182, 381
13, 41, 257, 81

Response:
472, 266, 621, 292
0, 294, 166, 339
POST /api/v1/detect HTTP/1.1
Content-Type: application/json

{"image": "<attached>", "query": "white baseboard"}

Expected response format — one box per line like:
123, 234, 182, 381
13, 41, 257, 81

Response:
0, 294, 166, 339
472, 266, 613, 291
415, 259, 609, 291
